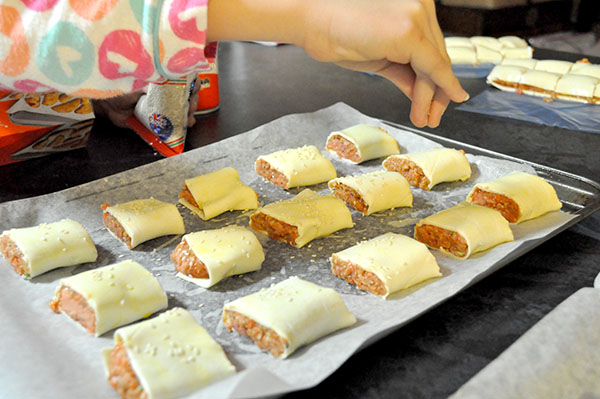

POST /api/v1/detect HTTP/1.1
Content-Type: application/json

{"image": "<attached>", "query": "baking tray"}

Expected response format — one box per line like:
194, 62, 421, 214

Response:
1, 103, 599, 399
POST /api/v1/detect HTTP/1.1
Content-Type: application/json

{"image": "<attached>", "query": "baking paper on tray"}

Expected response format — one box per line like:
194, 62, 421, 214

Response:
0, 102, 576, 399
450, 287, 600, 399
458, 89, 600, 134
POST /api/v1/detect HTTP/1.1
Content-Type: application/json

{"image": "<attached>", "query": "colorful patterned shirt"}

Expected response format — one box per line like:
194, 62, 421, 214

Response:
0, 0, 209, 98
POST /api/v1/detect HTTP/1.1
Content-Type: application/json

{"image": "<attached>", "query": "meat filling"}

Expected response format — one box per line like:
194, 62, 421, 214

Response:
492, 79, 519, 90
469, 187, 521, 223
0, 235, 29, 275
101, 203, 133, 249
414, 224, 469, 258
325, 134, 361, 163
49, 286, 97, 334
250, 212, 299, 246
107, 343, 148, 399
255, 159, 289, 189
329, 182, 369, 215
223, 309, 288, 358
170, 239, 209, 279
331, 255, 386, 296
383, 157, 431, 190
178, 185, 199, 208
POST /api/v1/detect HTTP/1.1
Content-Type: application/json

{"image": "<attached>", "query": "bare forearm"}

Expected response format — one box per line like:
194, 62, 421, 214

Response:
206, 0, 310, 45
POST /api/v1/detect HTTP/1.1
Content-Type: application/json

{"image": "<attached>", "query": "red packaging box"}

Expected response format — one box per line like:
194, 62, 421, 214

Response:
0, 91, 94, 166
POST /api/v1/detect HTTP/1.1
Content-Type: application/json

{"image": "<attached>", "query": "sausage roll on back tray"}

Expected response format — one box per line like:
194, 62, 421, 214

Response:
0, 218, 97, 277
223, 276, 356, 359
466, 171, 562, 223
325, 124, 399, 163
328, 171, 413, 216
102, 198, 185, 249
414, 202, 514, 259
178, 167, 258, 220
382, 148, 471, 190
171, 226, 265, 288
331, 233, 441, 298
255, 145, 336, 189
50, 260, 168, 336
103, 308, 235, 399
249, 189, 353, 248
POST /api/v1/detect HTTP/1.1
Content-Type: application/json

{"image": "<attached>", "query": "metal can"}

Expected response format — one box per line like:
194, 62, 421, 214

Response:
194, 42, 220, 114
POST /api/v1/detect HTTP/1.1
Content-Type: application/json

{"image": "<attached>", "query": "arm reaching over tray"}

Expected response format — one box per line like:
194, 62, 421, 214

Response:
207, 0, 469, 129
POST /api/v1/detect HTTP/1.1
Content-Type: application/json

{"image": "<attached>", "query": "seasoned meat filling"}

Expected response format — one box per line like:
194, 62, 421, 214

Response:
170, 239, 209, 279
415, 224, 469, 258
469, 187, 521, 223
223, 310, 288, 358
331, 255, 386, 296
49, 286, 97, 334
250, 212, 299, 246
255, 159, 289, 189
101, 203, 133, 249
326, 134, 361, 163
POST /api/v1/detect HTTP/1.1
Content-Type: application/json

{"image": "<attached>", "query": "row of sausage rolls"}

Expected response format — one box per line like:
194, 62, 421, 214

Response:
445, 35, 533, 65
487, 59, 600, 103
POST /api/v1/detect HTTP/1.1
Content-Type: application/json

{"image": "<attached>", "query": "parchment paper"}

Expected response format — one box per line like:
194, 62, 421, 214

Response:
450, 286, 600, 399
0, 103, 576, 399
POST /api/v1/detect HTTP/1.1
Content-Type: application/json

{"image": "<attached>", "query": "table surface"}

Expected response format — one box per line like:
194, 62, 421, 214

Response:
1, 42, 599, 399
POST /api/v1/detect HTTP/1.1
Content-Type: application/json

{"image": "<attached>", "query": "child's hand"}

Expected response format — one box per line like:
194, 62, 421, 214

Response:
300, 0, 468, 128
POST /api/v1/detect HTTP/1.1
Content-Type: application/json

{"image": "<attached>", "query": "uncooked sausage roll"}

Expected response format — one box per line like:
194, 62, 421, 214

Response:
414, 202, 514, 259
328, 171, 413, 215
223, 276, 356, 358
50, 260, 168, 336
178, 167, 258, 220
325, 124, 400, 163
255, 145, 337, 189
0, 218, 97, 278
466, 171, 562, 223
554, 74, 599, 103
382, 148, 471, 190
249, 189, 353, 248
101, 198, 185, 249
331, 233, 441, 298
103, 308, 235, 399
171, 226, 265, 288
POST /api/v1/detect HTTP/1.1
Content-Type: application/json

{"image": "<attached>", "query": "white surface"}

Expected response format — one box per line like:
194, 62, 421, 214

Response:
450, 288, 600, 399
0, 103, 576, 399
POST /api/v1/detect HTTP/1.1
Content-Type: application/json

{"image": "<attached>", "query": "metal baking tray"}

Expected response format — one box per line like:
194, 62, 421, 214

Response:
2, 105, 599, 399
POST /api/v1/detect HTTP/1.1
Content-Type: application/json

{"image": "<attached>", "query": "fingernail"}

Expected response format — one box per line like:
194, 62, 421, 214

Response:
462, 91, 470, 102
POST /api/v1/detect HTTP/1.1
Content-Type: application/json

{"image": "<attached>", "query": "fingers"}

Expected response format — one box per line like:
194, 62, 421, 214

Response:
406, 38, 469, 104
374, 62, 416, 100
409, 76, 435, 128
428, 87, 450, 128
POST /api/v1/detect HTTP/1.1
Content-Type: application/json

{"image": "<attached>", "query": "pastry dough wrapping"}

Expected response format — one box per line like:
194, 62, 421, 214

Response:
466, 171, 562, 223
174, 226, 265, 288
331, 233, 441, 298
102, 308, 235, 399
51, 260, 168, 336
179, 167, 258, 220
255, 145, 337, 189
0, 218, 97, 277
383, 148, 471, 190
325, 124, 400, 163
328, 171, 413, 215
223, 276, 356, 359
415, 202, 514, 259
249, 189, 353, 248
103, 198, 185, 249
